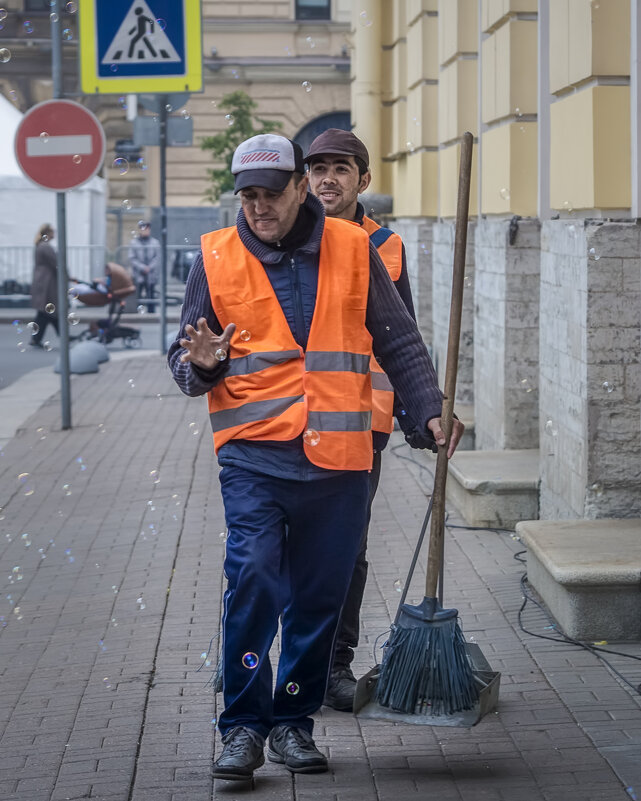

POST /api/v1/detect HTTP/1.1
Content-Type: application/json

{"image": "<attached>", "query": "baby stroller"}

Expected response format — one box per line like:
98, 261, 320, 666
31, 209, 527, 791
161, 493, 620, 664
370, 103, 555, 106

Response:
74, 262, 142, 348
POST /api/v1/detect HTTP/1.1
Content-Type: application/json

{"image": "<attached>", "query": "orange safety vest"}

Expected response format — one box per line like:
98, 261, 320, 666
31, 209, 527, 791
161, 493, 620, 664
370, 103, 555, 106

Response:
201, 218, 374, 472
360, 215, 404, 435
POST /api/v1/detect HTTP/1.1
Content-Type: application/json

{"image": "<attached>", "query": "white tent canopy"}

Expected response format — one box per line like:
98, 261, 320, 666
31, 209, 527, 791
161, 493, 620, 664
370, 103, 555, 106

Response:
0, 93, 107, 285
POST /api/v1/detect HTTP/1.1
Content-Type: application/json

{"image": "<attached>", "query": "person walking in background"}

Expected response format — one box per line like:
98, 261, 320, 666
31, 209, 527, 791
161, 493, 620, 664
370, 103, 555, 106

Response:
29, 223, 59, 348
305, 128, 416, 712
128, 220, 159, 313
168, 133, 463, 784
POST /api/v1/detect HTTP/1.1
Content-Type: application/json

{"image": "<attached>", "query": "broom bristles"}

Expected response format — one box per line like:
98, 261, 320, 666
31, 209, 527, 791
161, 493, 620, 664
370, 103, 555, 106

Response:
376, 618, 479, 715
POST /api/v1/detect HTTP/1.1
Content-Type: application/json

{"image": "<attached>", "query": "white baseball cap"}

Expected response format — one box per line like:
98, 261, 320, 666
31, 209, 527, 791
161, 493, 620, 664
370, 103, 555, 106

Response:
232, 134, 305, 194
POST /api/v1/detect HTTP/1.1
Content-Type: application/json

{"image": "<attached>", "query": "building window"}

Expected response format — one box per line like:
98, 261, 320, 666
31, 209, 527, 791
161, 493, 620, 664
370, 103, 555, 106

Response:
296, 0, 330, 21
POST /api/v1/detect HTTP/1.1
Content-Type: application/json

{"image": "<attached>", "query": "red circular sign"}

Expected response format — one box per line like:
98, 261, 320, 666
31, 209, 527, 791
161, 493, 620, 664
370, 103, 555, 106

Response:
14, 99, 106, 191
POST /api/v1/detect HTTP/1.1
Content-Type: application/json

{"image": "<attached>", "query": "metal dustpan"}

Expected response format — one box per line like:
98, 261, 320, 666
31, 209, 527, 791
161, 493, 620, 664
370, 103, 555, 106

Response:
353, 642, 500, 727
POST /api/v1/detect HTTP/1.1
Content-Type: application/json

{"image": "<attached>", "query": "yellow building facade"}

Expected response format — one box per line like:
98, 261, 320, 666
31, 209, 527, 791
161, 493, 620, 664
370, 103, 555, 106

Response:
351, 0, 640, 520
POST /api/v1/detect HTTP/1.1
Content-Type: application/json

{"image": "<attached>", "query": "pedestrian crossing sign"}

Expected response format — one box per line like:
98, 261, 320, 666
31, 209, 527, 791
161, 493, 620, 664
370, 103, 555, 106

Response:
79, 0, 202, 94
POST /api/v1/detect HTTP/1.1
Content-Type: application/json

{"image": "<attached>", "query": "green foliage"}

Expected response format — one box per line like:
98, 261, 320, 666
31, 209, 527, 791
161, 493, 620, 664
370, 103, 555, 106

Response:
200, 91, 283, 202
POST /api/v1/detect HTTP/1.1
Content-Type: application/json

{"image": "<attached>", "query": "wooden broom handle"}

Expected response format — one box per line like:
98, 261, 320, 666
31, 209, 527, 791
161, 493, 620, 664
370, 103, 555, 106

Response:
425, 131, 473, 598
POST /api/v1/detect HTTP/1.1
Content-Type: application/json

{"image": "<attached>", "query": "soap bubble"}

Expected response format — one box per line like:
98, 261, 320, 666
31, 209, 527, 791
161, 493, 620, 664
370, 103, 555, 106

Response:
393, 579, 404, 593
0, 10, 7, 21
155, 17, 166, 29
150, 470, 160, 484
67, 312, 79, 326
359, 10, 372, 26
406, 141, 415, 153
61, 28, 72, 40
303, 429, 320, 446
520, 378, 533, 393
66, 1, 77, 12
17, 342, 26, 352
305, 35, 316, 48
27, 321, 39, 334
499, 187, 511, 200
602, 381, 614, 393
239, 329, 251, 341
17, 473, 34, 496
121, 199, 132, 210
302, 81, 312, 92
181, 108, 190, 119
188, 421, 199, 435
562, 200, 574, 214
225, 114, 234, 126
23, 20, 33, 34
588, 247, 600, 261
45, 303, 55, 314
50, 12, 58, 22
219, 530, 228, 542
286, 682, 300, 695
72, 154, 82, 164
113, 157, 129, 175
242, 652, 259, 669
215, 348, 227, 361
1, 48, 14, 63
544, 419, 558, 437
589, 481, 604, 497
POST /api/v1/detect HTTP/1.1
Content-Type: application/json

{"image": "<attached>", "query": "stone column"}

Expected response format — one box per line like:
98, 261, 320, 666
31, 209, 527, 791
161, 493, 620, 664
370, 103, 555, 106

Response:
432, 219, 475, 404
474, 218, 540, 450
539, 220, 641, 519
390, 217, 433, 345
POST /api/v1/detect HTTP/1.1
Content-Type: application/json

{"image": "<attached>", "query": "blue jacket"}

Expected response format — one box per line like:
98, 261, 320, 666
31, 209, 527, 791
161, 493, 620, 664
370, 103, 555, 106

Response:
168, 193, 442, 481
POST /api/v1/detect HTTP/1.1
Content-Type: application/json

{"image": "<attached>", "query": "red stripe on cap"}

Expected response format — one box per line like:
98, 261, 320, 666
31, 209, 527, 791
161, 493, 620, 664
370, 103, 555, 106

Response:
240, 149, 281, 165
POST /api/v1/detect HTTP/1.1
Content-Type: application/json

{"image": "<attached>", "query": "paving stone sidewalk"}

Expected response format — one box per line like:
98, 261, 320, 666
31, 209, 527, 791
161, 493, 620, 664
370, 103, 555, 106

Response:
0, 355, 639, 801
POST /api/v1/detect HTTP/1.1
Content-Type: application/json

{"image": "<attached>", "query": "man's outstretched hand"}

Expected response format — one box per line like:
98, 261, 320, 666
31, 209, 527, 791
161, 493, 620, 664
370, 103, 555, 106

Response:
427, 417, 465, 459
179, 318, 236, 370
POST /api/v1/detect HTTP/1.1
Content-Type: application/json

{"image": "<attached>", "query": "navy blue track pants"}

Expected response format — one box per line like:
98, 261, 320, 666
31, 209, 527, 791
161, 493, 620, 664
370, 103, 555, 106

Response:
218, 465, 369, 740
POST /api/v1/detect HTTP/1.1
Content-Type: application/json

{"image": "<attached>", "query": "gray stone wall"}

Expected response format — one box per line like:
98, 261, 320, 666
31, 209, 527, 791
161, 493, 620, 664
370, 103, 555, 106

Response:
539, 220, 641, 519
432, 221, 475, 404
390, 217, 434, 345
474, 218, 540, 450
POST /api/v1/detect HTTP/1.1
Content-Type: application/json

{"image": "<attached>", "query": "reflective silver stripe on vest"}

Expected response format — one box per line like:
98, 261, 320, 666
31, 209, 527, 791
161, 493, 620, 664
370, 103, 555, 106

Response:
371, 371, 394, 392
210, 395, 304, 433
225, 349, 301, 377
305, 351, 370, 374
307, 410, 371, 432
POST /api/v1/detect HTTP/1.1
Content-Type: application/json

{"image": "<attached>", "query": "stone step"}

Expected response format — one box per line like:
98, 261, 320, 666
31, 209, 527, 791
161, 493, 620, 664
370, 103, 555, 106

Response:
517, 518, 641, 641
446, 449, 539, 529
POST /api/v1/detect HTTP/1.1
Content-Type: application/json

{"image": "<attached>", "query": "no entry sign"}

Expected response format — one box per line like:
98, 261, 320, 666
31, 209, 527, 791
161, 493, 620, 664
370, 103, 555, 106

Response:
14, 99, 106, 191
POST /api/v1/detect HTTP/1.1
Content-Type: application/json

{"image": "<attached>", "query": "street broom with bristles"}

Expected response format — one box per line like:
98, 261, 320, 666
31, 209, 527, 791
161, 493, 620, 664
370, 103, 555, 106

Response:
376, 131, 479, 717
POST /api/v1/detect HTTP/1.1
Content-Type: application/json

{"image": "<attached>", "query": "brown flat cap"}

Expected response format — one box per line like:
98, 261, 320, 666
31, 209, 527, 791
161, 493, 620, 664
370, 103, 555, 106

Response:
304, 128, 369, 168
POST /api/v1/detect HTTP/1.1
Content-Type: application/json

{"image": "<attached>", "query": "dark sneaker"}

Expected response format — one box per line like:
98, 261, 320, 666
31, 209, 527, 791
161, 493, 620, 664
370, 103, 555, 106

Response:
267, 725, 328, 774
213, 726, 265, 781
323, 666, 357, 712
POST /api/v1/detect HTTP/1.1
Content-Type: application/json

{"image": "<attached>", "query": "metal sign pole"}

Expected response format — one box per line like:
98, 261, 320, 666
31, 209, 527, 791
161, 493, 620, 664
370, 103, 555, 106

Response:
159, 96, 168, 354
51, 0, 71, 429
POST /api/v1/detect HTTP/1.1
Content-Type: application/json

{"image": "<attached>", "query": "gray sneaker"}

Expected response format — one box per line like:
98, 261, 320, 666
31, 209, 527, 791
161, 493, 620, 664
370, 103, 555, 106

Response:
213, 726, 265, 781
267, 725, 328, 773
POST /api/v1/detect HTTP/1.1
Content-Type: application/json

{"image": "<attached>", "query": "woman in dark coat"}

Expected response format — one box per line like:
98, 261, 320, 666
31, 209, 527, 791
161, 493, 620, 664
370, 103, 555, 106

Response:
30, 224, 59, 347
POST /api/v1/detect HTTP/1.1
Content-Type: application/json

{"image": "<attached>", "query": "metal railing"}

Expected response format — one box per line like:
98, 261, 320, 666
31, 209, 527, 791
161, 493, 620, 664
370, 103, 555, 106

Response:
0, 245, 108, 289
